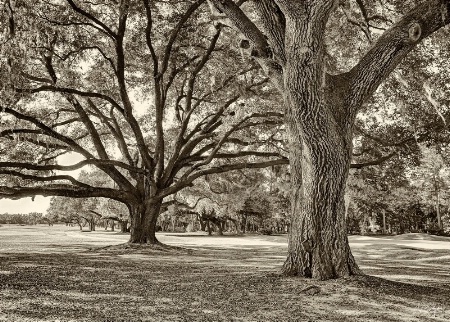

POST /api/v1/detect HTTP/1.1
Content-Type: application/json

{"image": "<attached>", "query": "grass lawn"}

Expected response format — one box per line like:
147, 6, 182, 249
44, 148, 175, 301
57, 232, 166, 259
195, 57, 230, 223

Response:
0, 225, 449, 321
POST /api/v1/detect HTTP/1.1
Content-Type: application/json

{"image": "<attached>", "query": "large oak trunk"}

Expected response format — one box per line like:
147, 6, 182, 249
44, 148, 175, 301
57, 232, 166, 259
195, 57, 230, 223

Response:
281, 125, 361, 279
281, 5, 360, 279
128, 202, 162, 244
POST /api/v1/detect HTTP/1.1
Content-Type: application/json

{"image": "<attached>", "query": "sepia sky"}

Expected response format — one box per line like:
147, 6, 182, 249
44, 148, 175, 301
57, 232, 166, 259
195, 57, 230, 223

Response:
0, 196, 50, 214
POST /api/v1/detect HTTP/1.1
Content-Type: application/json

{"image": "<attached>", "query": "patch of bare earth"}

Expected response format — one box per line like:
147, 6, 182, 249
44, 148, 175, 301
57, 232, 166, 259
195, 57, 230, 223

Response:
0, 226, 449, 321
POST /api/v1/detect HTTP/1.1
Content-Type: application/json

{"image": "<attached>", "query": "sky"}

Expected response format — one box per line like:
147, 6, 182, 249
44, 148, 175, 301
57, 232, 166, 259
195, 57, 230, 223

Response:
0, 153, 86, 215
0, 196, 50, 214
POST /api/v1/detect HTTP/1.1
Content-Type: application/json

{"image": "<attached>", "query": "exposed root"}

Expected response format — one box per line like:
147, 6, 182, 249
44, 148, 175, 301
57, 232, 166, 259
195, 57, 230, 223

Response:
300, 285, 321, 295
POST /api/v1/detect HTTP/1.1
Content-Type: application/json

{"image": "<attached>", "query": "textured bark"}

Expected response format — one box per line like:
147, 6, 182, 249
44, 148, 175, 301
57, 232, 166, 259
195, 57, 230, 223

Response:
281, 124, 361, 278
280, 2, 361, 279
128, 201, 162, 244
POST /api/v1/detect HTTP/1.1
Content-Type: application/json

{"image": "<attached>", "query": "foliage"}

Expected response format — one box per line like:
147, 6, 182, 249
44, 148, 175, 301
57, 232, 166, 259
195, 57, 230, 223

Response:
174, 166, 289, 234
0, 212, 43, 225
0, 0, 286, 243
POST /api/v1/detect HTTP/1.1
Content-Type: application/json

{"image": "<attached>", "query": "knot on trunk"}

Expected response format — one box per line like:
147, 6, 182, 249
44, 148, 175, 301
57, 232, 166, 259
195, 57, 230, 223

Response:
301, 239, 313, 252
407, 22, 421, 43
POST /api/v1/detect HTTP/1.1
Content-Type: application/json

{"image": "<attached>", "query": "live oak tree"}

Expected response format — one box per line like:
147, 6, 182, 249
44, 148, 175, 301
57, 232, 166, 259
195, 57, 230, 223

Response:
47, 195, 101, 230
180, 168, 278, 233
208, 0, 450, 279
0, 0, 286, 244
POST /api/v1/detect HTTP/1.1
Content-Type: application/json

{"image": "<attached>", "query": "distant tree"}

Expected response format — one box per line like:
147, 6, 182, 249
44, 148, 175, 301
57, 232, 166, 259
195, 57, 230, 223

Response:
410, 146, 450, 230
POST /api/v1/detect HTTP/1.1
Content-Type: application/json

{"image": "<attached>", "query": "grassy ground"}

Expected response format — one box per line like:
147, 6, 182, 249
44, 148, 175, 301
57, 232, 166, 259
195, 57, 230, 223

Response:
0, 225, 449, 322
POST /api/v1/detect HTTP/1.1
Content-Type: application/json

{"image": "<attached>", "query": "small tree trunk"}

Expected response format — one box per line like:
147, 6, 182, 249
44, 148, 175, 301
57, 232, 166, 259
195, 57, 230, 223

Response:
217, 221, 223, 236
231, 219, 240, 234
241, 215, 247, 234
206, 221, 212, 235
436, 190, 442, 229
171, 216, 177, 232
120, 220, 129, 233
199, 217, 206, 231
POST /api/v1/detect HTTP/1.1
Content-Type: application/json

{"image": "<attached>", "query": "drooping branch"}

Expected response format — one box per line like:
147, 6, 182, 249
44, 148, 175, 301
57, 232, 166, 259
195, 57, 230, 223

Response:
183, 151, 285, 164
17, 85, 125, 114
183, 111, 283, 174
2, 105, 137, 192
0, 159, 144, 174
160, 196, 206, 213
350, 151, 398, 169
0, 170, 93, 189
0, 184, 134, 203
0, 128, 72, 151
2, 106, 90, 155
156, 158, 289, 200
17, 85, 153, 171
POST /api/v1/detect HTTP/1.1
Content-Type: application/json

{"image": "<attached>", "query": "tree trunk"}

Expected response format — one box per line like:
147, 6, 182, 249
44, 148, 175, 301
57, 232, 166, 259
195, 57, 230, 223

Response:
230, 218, 240, 234
436, 189, 442, 230
241, 215, 247, 234
199, 217, 206, 231
128, 201, 162, 244
217, 222, 223, 236
282, 128, 360, 279
206, 221, 212, 236
171, 216, 176, 232
120, 220, 129, 233
281, 4, 360, 279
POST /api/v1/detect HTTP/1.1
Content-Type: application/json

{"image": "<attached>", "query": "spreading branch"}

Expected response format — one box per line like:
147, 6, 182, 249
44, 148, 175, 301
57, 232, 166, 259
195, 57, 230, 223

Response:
344, 0, 450, 114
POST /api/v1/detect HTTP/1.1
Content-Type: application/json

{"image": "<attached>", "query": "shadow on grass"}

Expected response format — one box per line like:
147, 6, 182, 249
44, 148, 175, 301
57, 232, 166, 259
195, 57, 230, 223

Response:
1, 245, 450, 321
1, 228, 450, 321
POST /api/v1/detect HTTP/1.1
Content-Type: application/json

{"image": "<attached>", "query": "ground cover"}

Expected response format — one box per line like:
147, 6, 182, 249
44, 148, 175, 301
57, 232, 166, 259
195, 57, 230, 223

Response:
0, 225, 449, 321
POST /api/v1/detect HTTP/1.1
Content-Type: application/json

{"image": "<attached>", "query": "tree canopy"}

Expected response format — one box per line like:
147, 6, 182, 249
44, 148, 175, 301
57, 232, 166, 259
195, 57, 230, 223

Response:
0, 0, 287, 243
